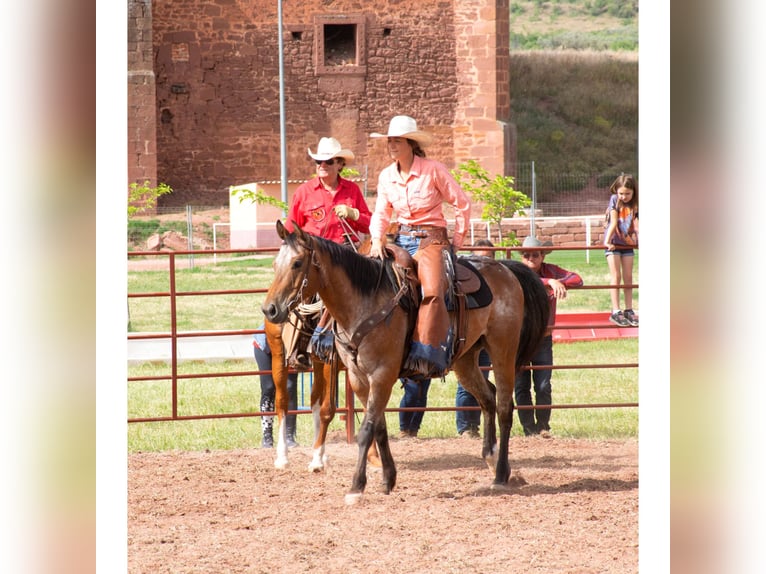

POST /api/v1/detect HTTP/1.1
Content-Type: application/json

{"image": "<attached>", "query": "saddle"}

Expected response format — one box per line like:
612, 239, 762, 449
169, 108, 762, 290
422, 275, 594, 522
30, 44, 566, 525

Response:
381, 247, 493, 375
446, 255, 493, 362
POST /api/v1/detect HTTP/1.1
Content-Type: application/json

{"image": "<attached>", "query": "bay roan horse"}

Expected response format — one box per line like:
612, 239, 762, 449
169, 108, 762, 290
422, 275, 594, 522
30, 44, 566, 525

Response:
262, 221, 549, 505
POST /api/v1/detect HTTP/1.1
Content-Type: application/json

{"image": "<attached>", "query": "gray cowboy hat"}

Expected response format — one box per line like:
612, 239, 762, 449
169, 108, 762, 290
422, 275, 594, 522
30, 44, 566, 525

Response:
522, 235, 554, 255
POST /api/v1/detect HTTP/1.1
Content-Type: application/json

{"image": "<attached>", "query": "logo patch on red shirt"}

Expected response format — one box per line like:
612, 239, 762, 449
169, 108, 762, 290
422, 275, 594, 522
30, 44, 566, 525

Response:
310, 208, 326, 222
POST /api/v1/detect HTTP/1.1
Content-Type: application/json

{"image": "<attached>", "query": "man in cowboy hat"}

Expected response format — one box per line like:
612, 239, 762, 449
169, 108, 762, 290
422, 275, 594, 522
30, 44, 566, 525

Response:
514, 235, 583, 437
285, 136, 371, 243
368, 115, 472, 437
269, 137, 371, 415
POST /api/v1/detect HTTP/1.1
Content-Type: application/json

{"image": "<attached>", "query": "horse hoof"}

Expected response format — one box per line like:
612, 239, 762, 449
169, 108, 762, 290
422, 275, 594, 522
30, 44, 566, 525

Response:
274, 457, 289, 470
307, 461, 325, 473
490, 482, 511, 492
344, 492, 363, 506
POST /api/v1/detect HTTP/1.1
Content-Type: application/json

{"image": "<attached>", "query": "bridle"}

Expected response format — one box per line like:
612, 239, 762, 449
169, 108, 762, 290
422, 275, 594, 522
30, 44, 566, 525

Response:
281, 238, 320, 314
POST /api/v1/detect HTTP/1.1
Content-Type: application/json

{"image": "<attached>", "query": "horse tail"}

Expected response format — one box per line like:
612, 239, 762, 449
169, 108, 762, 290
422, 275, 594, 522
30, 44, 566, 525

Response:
500, 260, 551, 369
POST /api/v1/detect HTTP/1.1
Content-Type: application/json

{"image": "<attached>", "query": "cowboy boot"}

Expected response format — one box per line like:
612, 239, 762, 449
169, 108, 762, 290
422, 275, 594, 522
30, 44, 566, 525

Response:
285, 413, 299, 448
261, 397, 274, 448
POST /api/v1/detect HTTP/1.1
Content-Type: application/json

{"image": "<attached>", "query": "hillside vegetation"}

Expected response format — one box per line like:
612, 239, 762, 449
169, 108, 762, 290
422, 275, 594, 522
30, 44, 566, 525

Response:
511, 50, 637, 175
509, 1, 638, 177
510, 0, 638, 51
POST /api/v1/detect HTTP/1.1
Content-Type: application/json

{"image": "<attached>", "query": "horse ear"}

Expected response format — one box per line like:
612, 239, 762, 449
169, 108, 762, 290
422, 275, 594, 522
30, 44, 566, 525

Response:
293, 222, 311, 247
276, 220, 288, 240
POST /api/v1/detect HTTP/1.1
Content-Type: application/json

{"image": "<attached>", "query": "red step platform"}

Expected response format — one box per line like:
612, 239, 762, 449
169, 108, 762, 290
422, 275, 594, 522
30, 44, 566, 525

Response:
552, 312, 638, 343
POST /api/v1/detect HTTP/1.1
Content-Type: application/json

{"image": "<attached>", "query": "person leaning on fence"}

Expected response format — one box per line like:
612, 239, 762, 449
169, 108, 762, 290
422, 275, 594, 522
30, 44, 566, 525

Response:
603, 174, 639, 327
367, 115, 472, 438
253, 327, 299, 448
455, 239, 496, 438
515, 236, 583, 438
282, 137, 372, 368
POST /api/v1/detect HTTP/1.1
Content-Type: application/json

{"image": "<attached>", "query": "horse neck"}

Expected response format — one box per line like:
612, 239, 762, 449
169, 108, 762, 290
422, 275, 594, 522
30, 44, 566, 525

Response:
312, 250, 384, 331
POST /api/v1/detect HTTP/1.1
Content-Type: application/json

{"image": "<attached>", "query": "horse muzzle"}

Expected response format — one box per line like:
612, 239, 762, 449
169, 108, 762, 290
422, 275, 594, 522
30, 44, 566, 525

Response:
261, 301, 290, 324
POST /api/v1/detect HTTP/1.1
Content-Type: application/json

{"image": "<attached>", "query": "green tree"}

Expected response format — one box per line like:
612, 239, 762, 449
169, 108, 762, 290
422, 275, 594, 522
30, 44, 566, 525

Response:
128, 180, 173, 217
230, 186, 289, 213
451, 160, 531, 246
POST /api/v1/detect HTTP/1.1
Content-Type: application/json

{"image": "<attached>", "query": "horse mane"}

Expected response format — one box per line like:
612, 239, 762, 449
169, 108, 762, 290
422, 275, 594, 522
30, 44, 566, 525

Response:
286, 233, 398, 297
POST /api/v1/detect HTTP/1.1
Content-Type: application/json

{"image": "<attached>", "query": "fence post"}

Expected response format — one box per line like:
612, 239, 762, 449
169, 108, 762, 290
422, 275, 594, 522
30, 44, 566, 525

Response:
186, 205, 195, 269
530, 161, 536, 236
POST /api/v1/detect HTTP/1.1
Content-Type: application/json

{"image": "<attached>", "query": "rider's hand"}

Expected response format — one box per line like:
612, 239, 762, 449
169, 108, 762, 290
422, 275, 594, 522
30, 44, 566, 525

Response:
369, 238, 384, 258
333, 205, 360, 221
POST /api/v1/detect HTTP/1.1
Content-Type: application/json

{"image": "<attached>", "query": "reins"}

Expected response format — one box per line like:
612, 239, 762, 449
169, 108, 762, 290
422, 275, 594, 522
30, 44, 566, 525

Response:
333, 262, 412, 363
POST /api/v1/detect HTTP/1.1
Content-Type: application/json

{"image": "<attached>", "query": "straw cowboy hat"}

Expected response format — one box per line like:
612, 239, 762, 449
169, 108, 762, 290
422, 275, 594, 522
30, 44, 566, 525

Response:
522, 235, 553, 255
370, 115, 433, 148
307, 137, 355, 162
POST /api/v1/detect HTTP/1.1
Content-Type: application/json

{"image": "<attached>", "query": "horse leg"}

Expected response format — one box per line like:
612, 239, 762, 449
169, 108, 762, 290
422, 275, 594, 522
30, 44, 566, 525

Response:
265, 321, 290, 469
489, 356, 517, 487
453, 354, 498, 472
492, 389, 514, 486
307, 357, 337, 472
347, 379, 382, 468
345, 413, 374, 505
373, 417, 396, 493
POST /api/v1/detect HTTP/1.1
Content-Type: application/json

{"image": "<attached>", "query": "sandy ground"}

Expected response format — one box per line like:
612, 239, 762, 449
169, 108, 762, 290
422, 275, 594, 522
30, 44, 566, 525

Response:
128, 434, 638, 573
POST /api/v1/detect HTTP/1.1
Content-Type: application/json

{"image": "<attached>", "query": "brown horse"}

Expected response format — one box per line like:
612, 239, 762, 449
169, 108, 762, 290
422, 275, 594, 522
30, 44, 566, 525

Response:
262, 320, 339, 472
262, 221, 549, 504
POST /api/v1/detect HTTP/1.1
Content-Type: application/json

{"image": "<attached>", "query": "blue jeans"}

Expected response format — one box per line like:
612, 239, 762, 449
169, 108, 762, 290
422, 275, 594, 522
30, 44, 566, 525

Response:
455, 349, 490, 433
514, 335, 553, 435
395, 233, 421, 257
399, 377, 431, 432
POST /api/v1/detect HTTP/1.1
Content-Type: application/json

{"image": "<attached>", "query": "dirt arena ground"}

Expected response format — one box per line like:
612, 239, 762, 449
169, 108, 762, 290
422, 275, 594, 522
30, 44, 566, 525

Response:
128, 434, 638, 573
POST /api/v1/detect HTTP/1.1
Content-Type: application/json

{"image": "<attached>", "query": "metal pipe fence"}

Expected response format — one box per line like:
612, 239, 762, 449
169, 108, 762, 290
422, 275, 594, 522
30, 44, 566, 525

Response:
127, 246, 638, 441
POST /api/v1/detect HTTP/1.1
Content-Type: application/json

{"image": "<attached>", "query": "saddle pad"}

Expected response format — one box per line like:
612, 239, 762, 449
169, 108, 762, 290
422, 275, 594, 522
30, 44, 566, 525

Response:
453, 258, 493, 310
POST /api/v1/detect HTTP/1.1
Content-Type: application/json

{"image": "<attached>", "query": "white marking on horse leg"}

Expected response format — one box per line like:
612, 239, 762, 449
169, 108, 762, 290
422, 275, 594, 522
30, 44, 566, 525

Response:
307, 445, 326, 473
311, 403, 321, 440
274, 419, 289, 469
344, 492, 363, 506
306, 403, 327, 472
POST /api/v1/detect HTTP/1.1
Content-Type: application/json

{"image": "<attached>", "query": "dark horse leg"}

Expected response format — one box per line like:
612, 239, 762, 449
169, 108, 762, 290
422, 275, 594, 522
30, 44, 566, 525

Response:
492, 390, 514, 485
485, 339, 520, 487
345, 394, 397, 505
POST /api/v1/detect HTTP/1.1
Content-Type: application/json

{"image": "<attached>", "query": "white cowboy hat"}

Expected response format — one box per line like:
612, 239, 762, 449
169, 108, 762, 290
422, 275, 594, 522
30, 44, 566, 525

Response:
522, 236, 553, 254
307, 137, 355, 162
370, 115, 433, 148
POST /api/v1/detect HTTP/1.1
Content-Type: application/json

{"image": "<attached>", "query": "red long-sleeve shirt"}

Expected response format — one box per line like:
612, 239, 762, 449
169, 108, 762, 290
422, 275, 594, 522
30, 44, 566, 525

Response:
285, 176, 371, 243
536, 262, 584, 326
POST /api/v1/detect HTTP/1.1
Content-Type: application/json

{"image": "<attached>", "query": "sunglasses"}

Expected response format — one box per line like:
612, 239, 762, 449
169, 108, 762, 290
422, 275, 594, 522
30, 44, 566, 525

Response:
521, 252, 542, 259
314, 158, 337, 166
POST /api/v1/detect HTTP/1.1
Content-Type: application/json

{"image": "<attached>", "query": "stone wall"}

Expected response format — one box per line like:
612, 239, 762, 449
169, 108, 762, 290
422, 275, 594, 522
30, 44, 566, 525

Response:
467, 215, 608, 250
135, 0, 510, 207
128, 0, 158, 196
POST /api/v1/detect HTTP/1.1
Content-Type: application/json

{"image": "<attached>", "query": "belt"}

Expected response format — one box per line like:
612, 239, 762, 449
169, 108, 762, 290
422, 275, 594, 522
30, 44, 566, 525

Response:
398, 224, 439, 237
